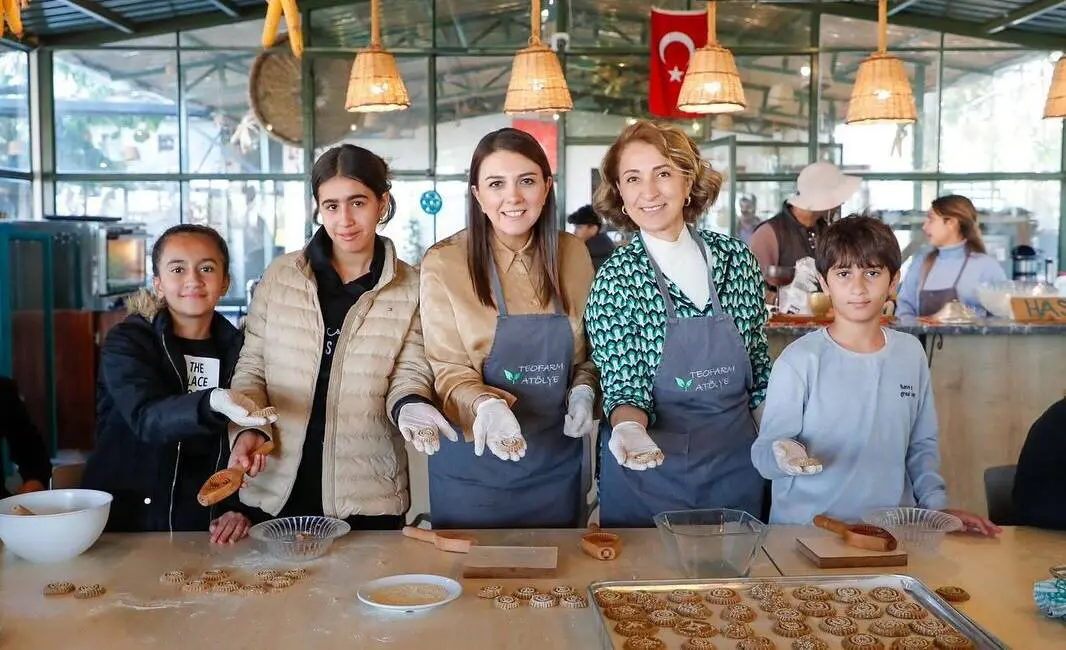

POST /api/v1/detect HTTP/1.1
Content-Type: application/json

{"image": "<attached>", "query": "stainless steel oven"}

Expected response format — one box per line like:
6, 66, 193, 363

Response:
95, 223, 149, 297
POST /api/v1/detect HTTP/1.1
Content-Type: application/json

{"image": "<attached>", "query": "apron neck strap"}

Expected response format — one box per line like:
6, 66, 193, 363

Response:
640, 226, 723, 318
487, 251, 564, 317
951, 253, 970, 288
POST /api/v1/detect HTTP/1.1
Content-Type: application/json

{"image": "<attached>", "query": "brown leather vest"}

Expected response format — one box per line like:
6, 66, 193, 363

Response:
754, 204, 827, 269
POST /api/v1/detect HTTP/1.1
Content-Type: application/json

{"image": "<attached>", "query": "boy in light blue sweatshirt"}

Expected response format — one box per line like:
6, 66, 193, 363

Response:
751, 216, 998, 535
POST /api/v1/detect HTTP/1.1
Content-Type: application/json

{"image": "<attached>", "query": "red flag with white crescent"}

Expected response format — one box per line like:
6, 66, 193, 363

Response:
649, 7, 708, 118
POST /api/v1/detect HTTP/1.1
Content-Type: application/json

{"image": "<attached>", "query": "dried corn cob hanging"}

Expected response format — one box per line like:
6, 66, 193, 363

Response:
260, 0, 302, 58
3, 0, 25, 39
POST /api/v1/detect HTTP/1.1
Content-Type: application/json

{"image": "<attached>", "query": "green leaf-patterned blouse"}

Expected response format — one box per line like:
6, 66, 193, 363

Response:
584, 229, 771, 418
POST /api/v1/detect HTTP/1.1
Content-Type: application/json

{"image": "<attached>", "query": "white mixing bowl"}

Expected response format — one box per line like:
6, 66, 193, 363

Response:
0, 489, 113, 563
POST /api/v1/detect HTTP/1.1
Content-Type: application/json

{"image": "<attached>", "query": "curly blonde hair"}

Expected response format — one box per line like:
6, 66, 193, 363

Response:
593, 120, 723, 231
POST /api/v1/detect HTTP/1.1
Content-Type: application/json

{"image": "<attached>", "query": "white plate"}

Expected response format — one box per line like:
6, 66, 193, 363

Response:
357, 574, 462, 612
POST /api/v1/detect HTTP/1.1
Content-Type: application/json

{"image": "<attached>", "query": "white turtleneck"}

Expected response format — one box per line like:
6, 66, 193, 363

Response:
642, 226, 712, 310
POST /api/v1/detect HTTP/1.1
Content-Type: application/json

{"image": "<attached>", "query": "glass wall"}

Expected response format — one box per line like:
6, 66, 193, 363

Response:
22, 3, 1065, 279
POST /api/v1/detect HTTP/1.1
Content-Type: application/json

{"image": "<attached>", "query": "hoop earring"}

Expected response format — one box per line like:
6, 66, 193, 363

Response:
621, 206, 628, 216
684, 196, 692, 207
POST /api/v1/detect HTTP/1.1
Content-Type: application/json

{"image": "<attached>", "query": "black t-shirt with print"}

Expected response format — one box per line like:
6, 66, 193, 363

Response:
278, 228, 384, 518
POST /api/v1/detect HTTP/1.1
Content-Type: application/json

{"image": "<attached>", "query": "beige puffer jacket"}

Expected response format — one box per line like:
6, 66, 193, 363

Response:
230, 237, 433, 518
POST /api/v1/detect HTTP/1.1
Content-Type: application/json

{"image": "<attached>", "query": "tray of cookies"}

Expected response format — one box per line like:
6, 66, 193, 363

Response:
587, 574, 1004, 650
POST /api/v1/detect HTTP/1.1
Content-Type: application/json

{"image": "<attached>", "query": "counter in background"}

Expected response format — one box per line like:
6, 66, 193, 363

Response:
765, 317, 1066, 517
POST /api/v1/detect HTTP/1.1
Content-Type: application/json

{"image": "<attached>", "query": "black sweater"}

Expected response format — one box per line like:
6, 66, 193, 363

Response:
0, 377, 53, 497
1013, 397, 1066, 530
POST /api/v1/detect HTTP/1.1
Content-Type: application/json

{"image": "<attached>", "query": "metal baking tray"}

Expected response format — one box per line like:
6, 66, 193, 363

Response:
587, 574, 1007, 649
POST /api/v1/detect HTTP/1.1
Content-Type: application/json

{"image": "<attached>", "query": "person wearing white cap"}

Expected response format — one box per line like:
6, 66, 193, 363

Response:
748, 162, 861, 300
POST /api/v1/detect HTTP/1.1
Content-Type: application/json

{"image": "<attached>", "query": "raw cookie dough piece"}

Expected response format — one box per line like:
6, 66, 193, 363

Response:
869, 587, 905, 603
267, 575, 295, 589
494, 595, 519, 610
44, 582, 76, 596
606, 604, 647, 621
529, 594, 557, 609
550, 585, 574, 598
886, 601, 928, 620
623, 636, 664, 650
478, 585, 504, 599
705, 587, 741, 605
627, 590, 655, 604
641, 597, 672, 612
845, 601, 883, 620
595, 589, 626, 607
681, 639, 719, 650
832, 587, 865, 604
721, 603, 757, 623
797, 601, 836, 618
771, 620, 812, 639
255, 569, 281, 581
792, 586, 831, 602
892, 639, 934, 650
242, 584, 269, 595
749, 583, 784, 602
722, 623, 754, 639
842, 634, 885, 650
910, 619, 953, 637
74, 584, 106, 599
817, 616, 857, 636
213, 580, 242, 593
284, 568, 308, 580
932, 634, 974, 650
760, 596, 791, 613
560, 594, 588, 609
934, 587, 970, 603
160, 571, 186, 585
614, 620, 659, 637
513, 585, 538, 600
736, 638, 776, 650
772, 608, 806, 623
869, 619, 911, 637
183, 579, 209, 593
791, 637, 829, 650
676, 602, 711, 619
647, 609, 680, 627
674, 619, 719, 638
668, 589, 703, 604
201, 569, 228, 582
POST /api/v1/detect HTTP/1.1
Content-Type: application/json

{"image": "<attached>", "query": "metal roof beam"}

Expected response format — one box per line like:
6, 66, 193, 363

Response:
981, 0, 1066, 34
889, 0, 926, 17
55, 0, 136, 34
205, 0, 242, 19
777, 2, 1066, 50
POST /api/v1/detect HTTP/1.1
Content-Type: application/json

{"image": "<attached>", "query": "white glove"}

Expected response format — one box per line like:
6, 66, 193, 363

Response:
563, 386, 596, 438
792, 257, 821, 292
772, 439, 823, 476
397, 402, 457, 456
608, 421, 664, 471
209, 389, 277, 427
473, 398, 525, 462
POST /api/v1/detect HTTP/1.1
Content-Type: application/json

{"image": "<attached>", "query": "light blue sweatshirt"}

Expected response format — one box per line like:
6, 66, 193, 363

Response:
896, 243, 1007, 317
751, 328, 948, 525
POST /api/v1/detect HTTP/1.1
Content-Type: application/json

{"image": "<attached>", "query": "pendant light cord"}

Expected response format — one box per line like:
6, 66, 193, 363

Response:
371, 0, 381, 48
707, 0, 716, 45
877, 0, 887, 54
530, 0, 541, 45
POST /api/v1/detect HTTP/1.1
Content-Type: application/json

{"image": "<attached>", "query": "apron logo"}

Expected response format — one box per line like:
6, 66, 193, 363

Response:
677, 366, 736, 392
504, 369, 523, 385
503, 364, 564, 387
674, 377, 694, 391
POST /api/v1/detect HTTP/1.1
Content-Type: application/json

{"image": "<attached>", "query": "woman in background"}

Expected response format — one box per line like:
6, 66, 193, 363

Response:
896, 195, 1007, 317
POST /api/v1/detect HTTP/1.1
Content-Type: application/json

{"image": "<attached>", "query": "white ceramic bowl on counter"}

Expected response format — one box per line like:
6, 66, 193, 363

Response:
0, 489, 112, 563
976, 280, 1059, 319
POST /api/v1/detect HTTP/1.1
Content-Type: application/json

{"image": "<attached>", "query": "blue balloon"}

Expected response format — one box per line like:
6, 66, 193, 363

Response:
420, 190, 443, 215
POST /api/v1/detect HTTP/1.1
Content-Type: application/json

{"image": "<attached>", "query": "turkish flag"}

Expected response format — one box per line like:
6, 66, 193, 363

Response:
649, 8, 708, 118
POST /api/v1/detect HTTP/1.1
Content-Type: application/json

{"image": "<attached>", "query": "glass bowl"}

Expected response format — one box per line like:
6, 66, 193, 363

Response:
977, 280, 1060, 319
248, 516, 350, 562
862, 507, 962, 553
652, 508, 767, 579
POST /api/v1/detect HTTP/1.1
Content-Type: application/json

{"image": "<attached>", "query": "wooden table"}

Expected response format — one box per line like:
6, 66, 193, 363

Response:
0, 527, 1057, 649
762, 526, 1066, 648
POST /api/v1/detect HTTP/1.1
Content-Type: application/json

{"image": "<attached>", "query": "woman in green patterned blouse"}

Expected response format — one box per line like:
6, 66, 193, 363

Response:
585, 121, 771, 527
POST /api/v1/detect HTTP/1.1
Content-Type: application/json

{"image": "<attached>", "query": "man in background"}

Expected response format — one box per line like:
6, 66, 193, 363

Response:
567, 204, 615, 271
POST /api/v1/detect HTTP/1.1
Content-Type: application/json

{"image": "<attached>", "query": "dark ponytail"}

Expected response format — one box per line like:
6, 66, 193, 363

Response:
311, 144, 396, 225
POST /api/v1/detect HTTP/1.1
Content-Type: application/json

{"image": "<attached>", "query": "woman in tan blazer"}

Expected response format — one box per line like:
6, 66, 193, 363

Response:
226, 145, 451, 530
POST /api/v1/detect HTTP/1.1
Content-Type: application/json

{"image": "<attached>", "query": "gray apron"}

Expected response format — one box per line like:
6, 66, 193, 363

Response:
428, 257, 582, 529
599, 227, 765, 527
918, 254, 969, 316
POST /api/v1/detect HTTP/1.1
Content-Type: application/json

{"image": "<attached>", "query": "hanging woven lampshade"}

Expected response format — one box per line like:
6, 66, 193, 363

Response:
676, 1, 746, 114
845, 0, 916, 125
504, 0, 572, 115
345, 0, 410, 113
1042, 55, 1066, 118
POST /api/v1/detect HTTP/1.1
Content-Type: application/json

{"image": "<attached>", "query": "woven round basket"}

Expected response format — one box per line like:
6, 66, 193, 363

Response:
248, 38, 356, 148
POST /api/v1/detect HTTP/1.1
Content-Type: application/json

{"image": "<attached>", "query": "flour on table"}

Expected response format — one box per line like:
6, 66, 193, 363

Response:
367, 584, 448, 606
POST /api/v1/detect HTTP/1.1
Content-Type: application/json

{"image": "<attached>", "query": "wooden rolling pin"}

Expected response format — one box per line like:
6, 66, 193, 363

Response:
580, 524, 622, 560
